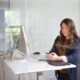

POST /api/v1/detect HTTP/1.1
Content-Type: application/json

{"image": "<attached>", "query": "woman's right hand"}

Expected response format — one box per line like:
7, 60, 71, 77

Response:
46, 52, 59, 61
46, 52, 66, 61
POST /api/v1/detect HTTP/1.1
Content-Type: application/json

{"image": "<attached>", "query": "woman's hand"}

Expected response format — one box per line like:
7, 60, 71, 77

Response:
46, 52, 60, 61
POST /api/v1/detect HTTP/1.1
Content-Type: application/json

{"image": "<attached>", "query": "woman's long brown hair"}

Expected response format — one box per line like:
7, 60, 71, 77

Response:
59, 18, 79, 42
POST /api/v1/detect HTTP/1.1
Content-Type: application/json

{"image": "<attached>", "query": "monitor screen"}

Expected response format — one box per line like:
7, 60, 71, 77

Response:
4, 26, 28, 57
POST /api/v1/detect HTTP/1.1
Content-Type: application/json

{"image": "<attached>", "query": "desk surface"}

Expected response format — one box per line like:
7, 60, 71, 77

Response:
4, 56, 76, 75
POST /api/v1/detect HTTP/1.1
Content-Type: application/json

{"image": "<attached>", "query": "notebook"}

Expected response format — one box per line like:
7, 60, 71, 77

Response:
39, 59, 71, 66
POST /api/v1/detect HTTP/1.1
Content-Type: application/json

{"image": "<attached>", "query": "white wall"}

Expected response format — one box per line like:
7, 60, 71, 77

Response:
26, 0, 80, 54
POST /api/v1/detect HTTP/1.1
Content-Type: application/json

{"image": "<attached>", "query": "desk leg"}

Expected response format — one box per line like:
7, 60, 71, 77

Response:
18, 74, 21, 80
18, 74, 30, 80
37, 72, 43, 80
18, 73, 43, 80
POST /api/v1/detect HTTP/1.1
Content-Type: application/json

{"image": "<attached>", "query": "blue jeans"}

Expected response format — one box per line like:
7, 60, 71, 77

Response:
57, 75, 70, 80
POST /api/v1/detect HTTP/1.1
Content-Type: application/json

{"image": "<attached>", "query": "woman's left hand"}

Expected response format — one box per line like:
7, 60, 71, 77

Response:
46, 53, 60, 61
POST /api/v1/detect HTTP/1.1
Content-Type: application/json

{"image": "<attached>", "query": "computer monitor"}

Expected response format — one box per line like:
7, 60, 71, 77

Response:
18, 26, 27, 54
5, 26, 28, 57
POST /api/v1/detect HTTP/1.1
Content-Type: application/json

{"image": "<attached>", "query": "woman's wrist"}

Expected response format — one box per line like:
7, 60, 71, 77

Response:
56, 56, 63, 61
59, 56, 67, 62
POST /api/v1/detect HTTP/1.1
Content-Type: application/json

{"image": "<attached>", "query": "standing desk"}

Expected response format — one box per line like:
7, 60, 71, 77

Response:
4, 56, 76, 80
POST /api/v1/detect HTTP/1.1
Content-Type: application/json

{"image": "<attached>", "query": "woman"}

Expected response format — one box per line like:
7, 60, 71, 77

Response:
46, 18, 80, 80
